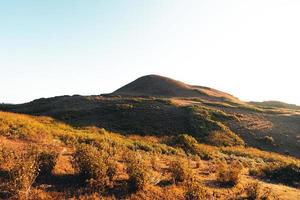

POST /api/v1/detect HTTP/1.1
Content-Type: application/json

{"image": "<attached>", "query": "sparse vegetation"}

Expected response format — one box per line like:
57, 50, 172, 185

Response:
0, 110, 300, 199
186, 105, 245, 146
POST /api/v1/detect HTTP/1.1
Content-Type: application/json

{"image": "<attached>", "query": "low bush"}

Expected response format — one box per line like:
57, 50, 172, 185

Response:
73, 144, 111, 192
258, 136, 275, 146
107, 160, 118, 183
216, 161, 243, 187
206, 130, 245, 147
242, 181, 277, 200
0, 147, 15, 168
169, 158, 192, 184
185, 181, 212, 200
175, 134, 198, 154
37, 151, 59, 176
126, 153, 151, 192
4, 149, 40, 199
251, 163, 300, 187
175, 134, 214, 160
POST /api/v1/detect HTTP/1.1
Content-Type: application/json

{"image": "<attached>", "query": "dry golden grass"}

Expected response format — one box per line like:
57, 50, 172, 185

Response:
0, 111, 300, 199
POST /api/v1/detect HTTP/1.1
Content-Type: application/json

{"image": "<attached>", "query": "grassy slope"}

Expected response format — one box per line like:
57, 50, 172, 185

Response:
0, 111, 300, 199
1, 95, 300, 159
0, 96, 243, 145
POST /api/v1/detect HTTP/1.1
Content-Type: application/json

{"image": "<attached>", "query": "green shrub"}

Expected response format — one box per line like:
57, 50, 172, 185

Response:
126, 153, 151, 191
73, 144, 110, 192
174, 134, 214, 160
176, 134, 198, 154
206, 130, 245, 147
133, 141, 154, 152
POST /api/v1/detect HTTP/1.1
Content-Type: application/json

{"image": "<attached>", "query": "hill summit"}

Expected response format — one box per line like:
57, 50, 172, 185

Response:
111, 74, 238, 101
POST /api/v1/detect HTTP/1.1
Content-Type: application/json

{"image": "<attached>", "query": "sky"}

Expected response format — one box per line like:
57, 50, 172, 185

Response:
1, 0, 300, 104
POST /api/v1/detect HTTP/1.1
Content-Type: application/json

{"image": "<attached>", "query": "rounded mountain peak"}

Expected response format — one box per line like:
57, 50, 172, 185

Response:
110, 74, 238, 101
111, 74, 202, 97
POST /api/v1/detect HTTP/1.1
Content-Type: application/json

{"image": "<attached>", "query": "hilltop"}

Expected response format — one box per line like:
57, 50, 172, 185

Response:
110, 75, 239, 102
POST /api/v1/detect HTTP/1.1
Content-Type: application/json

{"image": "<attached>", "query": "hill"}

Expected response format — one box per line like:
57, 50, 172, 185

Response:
0, 75, 300, 159
1, 75, 300, 199
1, 95, 300, 159
250, 101, 300, 110
109, 75, 239, 102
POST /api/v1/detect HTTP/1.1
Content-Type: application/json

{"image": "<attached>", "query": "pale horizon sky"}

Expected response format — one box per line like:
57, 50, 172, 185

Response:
1, 1, 300, 105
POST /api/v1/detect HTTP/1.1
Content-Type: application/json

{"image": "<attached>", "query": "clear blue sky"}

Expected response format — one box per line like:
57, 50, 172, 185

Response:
1, 0, 300, 104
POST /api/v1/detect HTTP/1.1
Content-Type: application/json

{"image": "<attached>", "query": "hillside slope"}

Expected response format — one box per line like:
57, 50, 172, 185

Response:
0, 75, 300, 159
0, 111, 300, 199
1, 95, 300, 159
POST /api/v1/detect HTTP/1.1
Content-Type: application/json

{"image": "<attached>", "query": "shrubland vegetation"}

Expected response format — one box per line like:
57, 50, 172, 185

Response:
185, 105, 245, 146
0, 111, 299, 199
